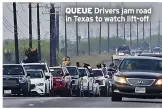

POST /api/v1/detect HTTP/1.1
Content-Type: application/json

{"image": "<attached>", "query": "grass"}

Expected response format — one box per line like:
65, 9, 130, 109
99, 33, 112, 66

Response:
70, 54, 112, 68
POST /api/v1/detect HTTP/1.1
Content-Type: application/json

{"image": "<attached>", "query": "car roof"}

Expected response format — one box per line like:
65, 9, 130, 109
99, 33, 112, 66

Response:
78, 67, 86, 69
139, 53, 162, 56
124, 56, 162, 60
66, 66, 77, 68
3, 64, 23, 66
92, 68, 102, 71
21, 63, 47, 65
26, 69, 43, 72
49, 66, 62, 69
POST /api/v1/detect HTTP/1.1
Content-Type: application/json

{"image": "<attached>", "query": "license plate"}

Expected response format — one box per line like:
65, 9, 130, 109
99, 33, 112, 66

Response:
135, 87, 146, 93
4, 90, 11, 94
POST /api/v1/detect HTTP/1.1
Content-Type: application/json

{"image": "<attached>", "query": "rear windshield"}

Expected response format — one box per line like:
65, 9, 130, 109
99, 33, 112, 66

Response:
78, 69, 87, 76
23, 65, 48, 72
92, 70, 103, 77
66, 67, 78, 76
50, 68, 64, 76
26, 71, 43, 78
3, 65, 25, 75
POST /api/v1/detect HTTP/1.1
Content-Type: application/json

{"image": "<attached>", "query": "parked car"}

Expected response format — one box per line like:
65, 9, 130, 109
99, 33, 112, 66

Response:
22, 63, 54, 96
3, 64, 31, 97
92, 69, 110, 97
78, 67, 94, 97
26, 69, 51, 96
49, 66, 72, 97
66, 66, 80, 96
111, 56, 162, 101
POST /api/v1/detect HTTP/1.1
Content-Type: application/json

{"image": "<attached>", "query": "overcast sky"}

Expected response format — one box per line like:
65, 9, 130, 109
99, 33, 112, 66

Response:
3, 2, 162, 41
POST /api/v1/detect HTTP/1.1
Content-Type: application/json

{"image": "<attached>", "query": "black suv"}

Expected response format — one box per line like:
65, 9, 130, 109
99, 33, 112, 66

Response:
111, 56, 162, 101
3, 64, 31, 96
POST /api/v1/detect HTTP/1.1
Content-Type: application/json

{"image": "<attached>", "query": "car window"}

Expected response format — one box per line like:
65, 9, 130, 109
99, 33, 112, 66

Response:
119, 58, 162, 72
51, 68, 64, 76
78, 69, 87, 76
66, 67, 78, 76
27, 71, 43, 78
92, 70, 103, 77
3, 65, 25, 75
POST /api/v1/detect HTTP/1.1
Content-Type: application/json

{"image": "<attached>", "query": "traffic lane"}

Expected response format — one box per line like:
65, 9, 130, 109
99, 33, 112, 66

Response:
3, 97, 162, 108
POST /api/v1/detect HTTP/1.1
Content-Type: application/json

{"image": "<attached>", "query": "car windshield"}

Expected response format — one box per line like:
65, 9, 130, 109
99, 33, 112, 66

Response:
114, 59, 122, 67
119, 58, 162, 72
92, 70, 103, 77
78, 69, 87, 76
66, 67, 78, 76
50, 68, 64, 76
153, 48, 161, 52
3, 65, 25, 75
26, 71, 43, 78
23, 65, 48, 72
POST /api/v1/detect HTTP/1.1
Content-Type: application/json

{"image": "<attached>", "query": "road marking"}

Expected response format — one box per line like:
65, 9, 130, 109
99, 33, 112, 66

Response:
40, 101, 44, 103
28, 104, 34, 107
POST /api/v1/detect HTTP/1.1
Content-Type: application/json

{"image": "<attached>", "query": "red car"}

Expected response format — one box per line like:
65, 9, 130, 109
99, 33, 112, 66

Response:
49, 66, 72, 97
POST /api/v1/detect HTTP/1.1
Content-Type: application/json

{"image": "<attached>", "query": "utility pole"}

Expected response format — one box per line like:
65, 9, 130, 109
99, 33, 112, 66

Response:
137, 20, 139, 48
117, 21, 119, 47
13, 2, 19, 64
56, 11, 59, 51
124, 22, 126, 44
150, 21, 152, 50
158, 20, 160, 47
76, 2, 79, 56
130, 22, 132, 48
107, 22, 110, 53
143, 21, 145, 41
29, 3, 32, 48
99, 22, 101, 54
88, 17, 90, 55
37, 3, 41, 61
64, 13, 67, 57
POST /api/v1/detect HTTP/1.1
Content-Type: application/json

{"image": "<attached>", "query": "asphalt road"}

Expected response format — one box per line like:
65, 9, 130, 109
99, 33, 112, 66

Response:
3, 96, 162, 108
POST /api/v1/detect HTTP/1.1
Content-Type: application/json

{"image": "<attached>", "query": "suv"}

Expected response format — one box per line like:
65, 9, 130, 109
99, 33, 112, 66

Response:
92, 69, 110, 97
3, 64, 31, 96
26, 69, 51, 96
22, 63, 54, 96
78, 67, 93, 97
49, 66, 72, 97
66, 66, 80, 96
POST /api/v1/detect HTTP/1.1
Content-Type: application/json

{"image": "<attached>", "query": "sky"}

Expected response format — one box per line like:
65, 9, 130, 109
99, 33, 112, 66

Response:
3, 2, 162, 41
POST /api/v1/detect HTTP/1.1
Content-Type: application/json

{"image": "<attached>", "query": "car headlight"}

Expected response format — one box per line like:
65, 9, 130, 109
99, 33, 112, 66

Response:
114, 76, 127, 84
19, 77, 26, 83
37, 83, 44, 86
155, 79, 162, 85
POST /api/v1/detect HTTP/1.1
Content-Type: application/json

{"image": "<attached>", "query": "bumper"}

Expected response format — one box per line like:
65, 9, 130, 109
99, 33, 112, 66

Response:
31, 85, 45, 95
113, 84, 162, 98
3, 83, 28, 93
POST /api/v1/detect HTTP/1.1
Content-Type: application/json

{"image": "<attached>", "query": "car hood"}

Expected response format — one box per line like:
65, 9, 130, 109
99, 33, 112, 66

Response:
94, 76, 105, 80
30, 78, 44, 84
119, 71, 162, 79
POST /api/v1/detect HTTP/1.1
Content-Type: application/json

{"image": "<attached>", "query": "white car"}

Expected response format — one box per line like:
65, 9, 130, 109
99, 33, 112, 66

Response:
92, 69, 110, 97
26, 69, 50, 96
22, 63, 54, 95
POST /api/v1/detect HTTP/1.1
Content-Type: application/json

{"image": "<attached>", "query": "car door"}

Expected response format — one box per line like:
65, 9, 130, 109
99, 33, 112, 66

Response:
87, 69, 93, 91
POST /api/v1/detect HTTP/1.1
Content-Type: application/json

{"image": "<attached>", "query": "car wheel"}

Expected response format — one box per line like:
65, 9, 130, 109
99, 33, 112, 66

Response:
111, 92, 122, 101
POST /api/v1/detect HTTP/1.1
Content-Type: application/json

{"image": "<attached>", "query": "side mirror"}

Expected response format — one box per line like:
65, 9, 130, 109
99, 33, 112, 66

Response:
65, 73, 70, 76
27, 73, 30, 77
45, 75, 50, 80
105, 75, 109, 79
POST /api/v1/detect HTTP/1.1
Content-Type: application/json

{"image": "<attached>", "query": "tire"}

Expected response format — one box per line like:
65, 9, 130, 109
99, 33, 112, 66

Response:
111, 92, 122, 101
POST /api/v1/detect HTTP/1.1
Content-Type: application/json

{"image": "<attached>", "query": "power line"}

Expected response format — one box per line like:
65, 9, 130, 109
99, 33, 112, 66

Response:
5, 3, 12, 12
20, 4, 26, 12
17, 13, 29, 27
3, 22, 14, 33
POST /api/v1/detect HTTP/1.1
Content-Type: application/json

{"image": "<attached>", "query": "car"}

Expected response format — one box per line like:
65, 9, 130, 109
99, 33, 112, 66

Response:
26, 69, 51, 96
66, 66, 80, 96
138, 53, 162, 58
92, 69, 110, 97
3, 64, 31, 97
22, 63, 54, 96
78, 67, 94, 97
116, 45, 131, 55
49, 66, 72, 97
111, 56, 162, 101
151, 47, 162, 53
